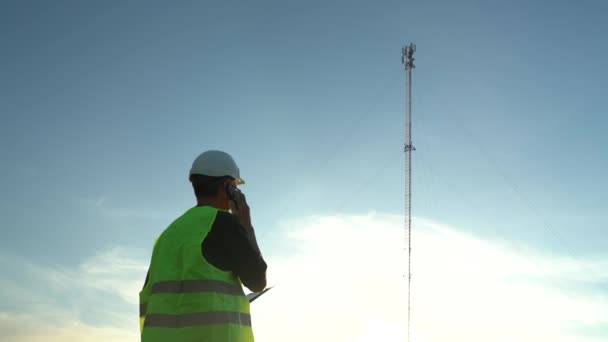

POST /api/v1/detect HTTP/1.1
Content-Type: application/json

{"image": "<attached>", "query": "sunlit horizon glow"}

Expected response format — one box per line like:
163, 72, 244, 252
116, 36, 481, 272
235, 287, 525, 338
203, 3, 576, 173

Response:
5, 213, 605, 341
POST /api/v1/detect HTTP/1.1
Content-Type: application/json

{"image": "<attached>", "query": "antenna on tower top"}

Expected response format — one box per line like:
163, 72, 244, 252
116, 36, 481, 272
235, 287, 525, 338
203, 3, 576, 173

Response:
402, 43, 416, 69
401, 42, 415, 342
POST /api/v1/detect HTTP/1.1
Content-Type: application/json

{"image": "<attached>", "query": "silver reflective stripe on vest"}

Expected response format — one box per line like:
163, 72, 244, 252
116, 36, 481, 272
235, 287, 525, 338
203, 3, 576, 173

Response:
151, 280, 244, 296
140, 303, 148, 317
145, 311, 251, 328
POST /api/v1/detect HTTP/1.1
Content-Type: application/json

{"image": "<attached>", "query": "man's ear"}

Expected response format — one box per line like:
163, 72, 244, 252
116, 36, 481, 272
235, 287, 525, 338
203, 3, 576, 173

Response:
223, 177, 236, 188
221, 178, 234, 198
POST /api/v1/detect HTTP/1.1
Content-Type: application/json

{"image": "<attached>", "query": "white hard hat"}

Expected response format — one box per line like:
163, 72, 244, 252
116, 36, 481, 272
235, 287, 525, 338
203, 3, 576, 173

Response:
189, 150, 244, 185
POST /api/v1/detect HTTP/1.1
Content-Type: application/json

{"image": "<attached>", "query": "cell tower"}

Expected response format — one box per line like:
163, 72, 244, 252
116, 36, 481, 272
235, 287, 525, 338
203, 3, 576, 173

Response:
402, 42, 415, 342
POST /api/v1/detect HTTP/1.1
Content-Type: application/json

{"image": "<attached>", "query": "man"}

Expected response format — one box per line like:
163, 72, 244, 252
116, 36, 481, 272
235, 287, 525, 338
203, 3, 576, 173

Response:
139, 150, 267, 342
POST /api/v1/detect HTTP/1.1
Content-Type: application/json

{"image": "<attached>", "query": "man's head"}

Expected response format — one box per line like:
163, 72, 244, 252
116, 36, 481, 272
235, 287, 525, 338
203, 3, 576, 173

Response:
189, 150, 244, 210
189, 174, 235, 210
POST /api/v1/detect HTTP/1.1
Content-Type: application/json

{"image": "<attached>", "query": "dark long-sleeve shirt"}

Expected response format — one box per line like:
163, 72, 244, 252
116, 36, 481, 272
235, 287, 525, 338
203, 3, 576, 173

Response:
202, 210, 267, 292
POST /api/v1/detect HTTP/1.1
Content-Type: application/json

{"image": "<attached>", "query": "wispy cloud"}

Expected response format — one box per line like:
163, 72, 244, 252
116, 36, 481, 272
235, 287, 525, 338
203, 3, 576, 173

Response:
0, 247, 147, 341
254, 213, 608, 342
72, 194, 179, 221
79, 247, 149, 305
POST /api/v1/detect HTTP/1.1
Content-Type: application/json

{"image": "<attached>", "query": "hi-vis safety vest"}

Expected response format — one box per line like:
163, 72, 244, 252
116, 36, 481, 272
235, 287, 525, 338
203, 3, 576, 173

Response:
139, 206, 254, 342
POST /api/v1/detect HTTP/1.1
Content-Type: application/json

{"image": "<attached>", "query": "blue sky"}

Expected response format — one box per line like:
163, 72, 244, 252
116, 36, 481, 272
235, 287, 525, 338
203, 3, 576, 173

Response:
1, 1, 607, 341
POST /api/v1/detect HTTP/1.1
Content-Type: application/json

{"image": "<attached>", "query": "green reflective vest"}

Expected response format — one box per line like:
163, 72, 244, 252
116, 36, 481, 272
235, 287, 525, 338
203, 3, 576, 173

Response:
139, 206, 254, 342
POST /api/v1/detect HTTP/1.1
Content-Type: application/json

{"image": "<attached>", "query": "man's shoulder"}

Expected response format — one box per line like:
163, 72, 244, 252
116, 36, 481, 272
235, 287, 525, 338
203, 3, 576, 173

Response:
212, 210, 244, 233
214, 210, 239, 224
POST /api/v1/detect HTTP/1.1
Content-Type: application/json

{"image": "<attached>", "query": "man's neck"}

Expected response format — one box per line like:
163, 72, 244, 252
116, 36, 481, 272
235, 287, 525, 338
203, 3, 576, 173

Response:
196, 198, 225, 210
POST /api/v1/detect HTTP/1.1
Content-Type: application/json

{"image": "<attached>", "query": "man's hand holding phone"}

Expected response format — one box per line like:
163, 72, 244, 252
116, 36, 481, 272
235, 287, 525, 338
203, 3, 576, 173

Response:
227, 183, 253, 230
226, 181, 265, 287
